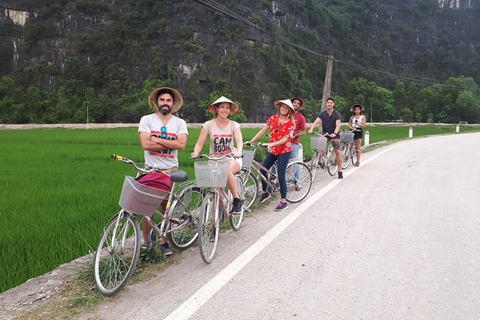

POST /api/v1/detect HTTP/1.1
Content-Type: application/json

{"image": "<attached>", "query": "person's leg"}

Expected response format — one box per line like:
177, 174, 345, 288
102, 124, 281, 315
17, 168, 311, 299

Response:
226, 158, 240, 198
226, 158, 243, 213
259, 152, 276, 192
276, 152, 290, 201
332, 139, 342, 172
290, 143, 301, 179
355, 139, 362, 164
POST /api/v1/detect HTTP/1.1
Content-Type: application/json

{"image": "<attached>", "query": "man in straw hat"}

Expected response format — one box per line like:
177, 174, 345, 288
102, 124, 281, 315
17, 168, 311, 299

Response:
308, 97, 343, 179
138, 87, 188, 255
290, 97, 307, 166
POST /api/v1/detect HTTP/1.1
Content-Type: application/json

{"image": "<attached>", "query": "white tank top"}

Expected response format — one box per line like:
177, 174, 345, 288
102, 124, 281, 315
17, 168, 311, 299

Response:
351, 115, 364, 129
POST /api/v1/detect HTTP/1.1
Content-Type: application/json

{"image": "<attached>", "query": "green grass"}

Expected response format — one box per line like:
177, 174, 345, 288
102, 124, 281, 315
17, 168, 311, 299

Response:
0, 124, 479, 293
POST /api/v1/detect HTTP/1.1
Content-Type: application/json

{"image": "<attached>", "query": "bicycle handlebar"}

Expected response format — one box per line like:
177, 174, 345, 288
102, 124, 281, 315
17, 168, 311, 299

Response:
244, 141, 268, 148
111, 154, 155, 174
190, 153, 241, 161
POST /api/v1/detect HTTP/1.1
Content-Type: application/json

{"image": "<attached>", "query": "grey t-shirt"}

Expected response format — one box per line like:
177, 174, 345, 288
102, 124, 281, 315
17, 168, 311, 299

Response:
138, 114, 188, 169
318, 109, 341, 134
202, 119, 240, 155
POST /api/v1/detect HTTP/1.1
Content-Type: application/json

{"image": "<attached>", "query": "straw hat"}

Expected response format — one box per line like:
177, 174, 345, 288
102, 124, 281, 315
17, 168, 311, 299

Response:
148, 87, 183, 113
274, 99, 295, 111
349, 104, 365, 112
290, 97, 305, 111
207, 96, 239, 114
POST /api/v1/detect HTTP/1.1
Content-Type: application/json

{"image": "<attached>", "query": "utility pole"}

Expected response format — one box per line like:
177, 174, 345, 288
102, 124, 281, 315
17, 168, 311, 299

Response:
321, 55, 334, 112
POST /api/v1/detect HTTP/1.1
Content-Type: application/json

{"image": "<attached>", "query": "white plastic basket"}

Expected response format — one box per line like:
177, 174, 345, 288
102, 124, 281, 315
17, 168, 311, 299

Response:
340, 131, 354, 143
119, 176, 169, 216
194, 161, 230, 188
310, 136, 327, 151
242, 150, 254, 168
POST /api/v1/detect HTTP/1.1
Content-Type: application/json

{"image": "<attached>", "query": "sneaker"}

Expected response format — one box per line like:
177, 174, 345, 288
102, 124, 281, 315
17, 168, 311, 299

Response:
230, 198, 243, 215
354, 161, 360, 167
141, 243, 152, 251
317, 162, 325, 169
338, 171, 343, 179
258, 193, 271, 203
275, 202, 288, 211
159, 243, 173, 256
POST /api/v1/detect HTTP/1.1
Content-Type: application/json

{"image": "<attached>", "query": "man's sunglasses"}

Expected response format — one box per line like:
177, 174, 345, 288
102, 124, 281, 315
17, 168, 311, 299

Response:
160, 126, 167, 138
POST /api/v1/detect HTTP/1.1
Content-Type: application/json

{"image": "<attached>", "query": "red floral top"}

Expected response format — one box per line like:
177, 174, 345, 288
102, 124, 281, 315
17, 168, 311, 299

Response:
266, 115, 295, 155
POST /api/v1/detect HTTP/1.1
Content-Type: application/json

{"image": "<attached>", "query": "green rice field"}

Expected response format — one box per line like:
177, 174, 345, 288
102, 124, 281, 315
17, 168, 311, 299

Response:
0, 124, 478, 293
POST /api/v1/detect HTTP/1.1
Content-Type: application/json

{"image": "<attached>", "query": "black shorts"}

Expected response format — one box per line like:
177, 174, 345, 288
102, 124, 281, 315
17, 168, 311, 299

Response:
354, 128, 363, 140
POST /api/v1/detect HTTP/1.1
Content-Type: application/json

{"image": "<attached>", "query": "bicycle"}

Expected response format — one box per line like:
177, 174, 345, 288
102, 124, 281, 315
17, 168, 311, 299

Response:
309, 132, 338, 179
192, 153, 245, 264
93, 154, 203, 296
339, 130, 356, 170
241, 141, 312, 206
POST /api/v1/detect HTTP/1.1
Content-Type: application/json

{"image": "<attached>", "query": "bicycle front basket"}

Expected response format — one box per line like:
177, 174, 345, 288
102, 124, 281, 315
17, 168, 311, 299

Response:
310, 136, 327, 151
119, 176, 169, 216
194, 161, 230, 188
340, 131, 354, 143
241, 149, 254, 169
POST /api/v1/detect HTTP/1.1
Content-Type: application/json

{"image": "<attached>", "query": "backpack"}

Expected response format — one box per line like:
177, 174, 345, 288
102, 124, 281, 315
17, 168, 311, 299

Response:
135, 171, 171, 191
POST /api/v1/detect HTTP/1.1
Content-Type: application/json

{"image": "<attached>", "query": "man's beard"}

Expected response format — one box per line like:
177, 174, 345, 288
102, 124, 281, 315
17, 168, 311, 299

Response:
159, 104, 172, 116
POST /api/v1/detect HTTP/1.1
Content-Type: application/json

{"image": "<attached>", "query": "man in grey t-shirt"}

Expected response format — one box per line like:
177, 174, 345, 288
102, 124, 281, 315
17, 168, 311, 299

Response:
138, 87, 188, 255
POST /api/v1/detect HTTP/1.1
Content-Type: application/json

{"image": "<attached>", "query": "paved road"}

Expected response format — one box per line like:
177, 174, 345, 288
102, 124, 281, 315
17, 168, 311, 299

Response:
79, 132, 480, 320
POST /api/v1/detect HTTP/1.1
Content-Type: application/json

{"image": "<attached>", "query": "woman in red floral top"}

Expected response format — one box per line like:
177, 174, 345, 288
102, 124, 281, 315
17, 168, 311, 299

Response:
246, 99, 295, 211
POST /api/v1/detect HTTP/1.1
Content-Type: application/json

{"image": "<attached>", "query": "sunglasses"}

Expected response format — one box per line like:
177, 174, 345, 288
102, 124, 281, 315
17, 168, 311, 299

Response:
160, 126, 167, 138
274, 124, 279, 133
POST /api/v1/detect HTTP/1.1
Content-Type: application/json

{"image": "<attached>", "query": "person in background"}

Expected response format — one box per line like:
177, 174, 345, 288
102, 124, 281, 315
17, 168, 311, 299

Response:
307, 97, 343, 179
191, 96, 243, 214
290, 97, 307, 162
348, 104, 366, 166
138, 87, 188, 255
246, 99, 295, 211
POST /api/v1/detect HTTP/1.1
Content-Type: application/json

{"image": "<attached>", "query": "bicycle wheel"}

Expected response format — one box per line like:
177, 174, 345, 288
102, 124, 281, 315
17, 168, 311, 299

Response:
94, 211, 140, 296
341, 143, 350, 170
310, 151, 320, 180
167, 186, 203, 250
285, 161, 312, 203
198, 193, 219, 264
242, 170, 259, 210
326, 147, 338, 176
229, 175, 245, 231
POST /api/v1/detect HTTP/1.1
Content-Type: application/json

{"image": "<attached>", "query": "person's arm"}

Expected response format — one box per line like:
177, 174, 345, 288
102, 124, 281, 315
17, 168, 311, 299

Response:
332, 119, 341, 137
308, 117, 321, 133
150, 133, 187, 150
248, 124, 269, 143
233, 127, 243, 157
139, 132, 168, 151
295, 117, 307, 138
348, 116, 354, 130
191, 128, 208, 157
359, 116, 366, 128
267, 135, 289, 148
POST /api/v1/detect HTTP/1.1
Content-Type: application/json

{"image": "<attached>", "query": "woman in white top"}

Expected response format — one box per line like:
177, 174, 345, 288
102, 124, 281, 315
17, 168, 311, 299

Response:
348, 104, 366, 166
191, 96, 244, 214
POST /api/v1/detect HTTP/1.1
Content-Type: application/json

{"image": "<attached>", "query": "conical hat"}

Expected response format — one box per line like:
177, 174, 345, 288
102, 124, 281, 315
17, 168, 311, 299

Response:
207, 96, 239, 114
148, 87, 183, 113
274, 99, 295, 111
290, 97, 305, 111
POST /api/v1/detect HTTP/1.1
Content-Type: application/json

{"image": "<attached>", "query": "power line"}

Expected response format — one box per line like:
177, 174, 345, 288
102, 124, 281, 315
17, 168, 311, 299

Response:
194, 0, 477, 92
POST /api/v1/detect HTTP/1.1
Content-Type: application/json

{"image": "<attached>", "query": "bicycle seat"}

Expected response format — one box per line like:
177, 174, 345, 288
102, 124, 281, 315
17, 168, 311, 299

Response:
170, 170, 188, 183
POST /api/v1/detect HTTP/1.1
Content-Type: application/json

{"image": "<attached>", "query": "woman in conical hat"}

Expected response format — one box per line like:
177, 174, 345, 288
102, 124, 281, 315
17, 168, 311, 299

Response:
245, 99, 296, 212
191, 96, 244, 215
348, 104, 366, 166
